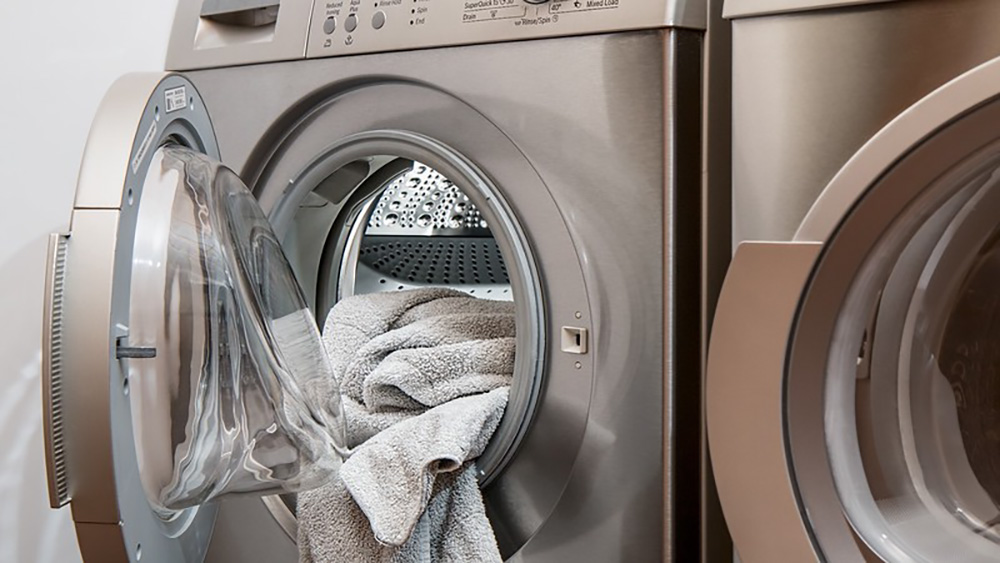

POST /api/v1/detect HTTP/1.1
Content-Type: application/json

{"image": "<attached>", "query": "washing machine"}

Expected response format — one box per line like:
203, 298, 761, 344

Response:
40, 0, 731, 561
708, 0, 1000, 561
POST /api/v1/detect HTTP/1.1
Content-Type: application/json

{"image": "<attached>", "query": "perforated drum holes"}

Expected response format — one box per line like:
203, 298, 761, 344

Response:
344, 161, 514, 301
367, 163, 490, 236
359, 237, 509, 286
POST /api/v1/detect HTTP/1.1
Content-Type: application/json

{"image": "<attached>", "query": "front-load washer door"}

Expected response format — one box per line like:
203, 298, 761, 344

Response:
40, 73, 347, 563
708, 56, 1000, 563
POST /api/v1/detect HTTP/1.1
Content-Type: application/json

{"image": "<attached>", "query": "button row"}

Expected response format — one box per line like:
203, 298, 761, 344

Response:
323, 10, 387, 35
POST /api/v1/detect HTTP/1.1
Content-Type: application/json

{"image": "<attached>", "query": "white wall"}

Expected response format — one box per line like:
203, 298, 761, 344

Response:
0, 2, 178, 561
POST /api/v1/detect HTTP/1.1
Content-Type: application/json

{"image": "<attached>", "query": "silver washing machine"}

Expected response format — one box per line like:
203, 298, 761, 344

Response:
708, 0, 1000, 561
40, 0, 731, 561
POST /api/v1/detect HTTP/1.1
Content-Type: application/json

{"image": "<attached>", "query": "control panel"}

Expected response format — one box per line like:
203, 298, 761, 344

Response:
166, 0, 703, 70
305, 0, 703, 59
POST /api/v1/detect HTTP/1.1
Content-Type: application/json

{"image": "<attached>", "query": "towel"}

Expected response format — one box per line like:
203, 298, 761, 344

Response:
298, 389, 508, 563
323, 288, 515, 447
297, 465, 493, 563
298, 289, 514, 562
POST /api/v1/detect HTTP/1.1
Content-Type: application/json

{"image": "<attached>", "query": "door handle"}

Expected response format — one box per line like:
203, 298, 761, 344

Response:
201, 0, 280, 27
42, 233, 71, 509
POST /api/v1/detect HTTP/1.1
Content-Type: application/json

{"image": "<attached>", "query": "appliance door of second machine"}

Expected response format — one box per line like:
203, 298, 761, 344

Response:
708, 57, 1000, 563
40, 73, 347, 563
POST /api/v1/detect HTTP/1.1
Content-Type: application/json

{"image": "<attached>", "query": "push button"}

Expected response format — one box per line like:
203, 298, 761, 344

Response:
323, 16, 337, 34
345, 13, 358, 32
372, 10, 386, 30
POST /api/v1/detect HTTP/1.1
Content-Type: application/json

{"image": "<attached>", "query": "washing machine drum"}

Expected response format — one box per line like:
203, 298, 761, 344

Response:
48, 136, 537, 561
124, 142, 524, 512
52, 139, 526, 560
126, 137, 513, 481
347, 164, 512, 299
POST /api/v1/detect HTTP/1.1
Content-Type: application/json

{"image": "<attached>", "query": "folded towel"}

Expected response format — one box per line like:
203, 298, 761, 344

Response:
322, 288, 461, 402
325, 289, 515, 408
323, 289, 515, 449
298, 289, 513, 562
360, 313, 515, 410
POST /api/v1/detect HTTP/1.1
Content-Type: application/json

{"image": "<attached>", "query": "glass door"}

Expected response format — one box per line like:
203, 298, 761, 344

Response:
41, 74, 346, 563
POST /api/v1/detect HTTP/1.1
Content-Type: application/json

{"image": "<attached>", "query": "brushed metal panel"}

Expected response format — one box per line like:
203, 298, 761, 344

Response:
724, 0, 896, 19
305, 0, 704, 58
74, 74, 165, 209
202, 0, 279, 17
731, 0, 1000, 244
797, 56, 1000, 243
184, 30, 704, 562
63, 210, 121, 525
166, 0, 313, 70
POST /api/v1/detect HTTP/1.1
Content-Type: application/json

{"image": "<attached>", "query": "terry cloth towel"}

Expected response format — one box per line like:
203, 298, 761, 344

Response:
323, 288, 515, 447
298, 389, 508, 563
298, 289, 514, 563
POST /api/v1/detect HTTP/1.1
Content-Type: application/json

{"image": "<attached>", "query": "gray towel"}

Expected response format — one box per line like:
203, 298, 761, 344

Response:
298, 389, 507, 563
324, 288, 515, 448
297, 465, 493, 563
298, 289, 513, 562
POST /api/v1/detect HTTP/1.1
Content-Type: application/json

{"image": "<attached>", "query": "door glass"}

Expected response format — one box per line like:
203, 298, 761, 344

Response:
826, 150, 1000, 561
127, 146, 347, 516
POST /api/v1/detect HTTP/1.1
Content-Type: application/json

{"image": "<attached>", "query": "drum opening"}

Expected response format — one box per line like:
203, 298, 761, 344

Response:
262, 132, 545, 538
822, 143, 1000, 561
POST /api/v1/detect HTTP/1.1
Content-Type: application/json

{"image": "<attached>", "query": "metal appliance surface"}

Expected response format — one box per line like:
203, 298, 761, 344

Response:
166, 0, 707, 69
195, 29, 697, 563
709, 1, 1000, 562
44, 0, 729, 562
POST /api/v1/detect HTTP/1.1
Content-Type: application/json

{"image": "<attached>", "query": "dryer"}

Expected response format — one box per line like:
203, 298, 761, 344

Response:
709, 0, 1000, 561
42, 1, 729, 562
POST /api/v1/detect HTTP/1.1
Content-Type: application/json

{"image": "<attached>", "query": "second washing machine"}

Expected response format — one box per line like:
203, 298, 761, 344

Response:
710, 0, 1000, 561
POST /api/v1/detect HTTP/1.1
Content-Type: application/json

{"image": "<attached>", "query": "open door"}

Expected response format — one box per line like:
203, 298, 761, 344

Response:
41, 74, 347, 563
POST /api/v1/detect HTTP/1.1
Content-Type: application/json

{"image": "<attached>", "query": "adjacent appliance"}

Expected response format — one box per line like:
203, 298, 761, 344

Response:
709, 0, 1000, 561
